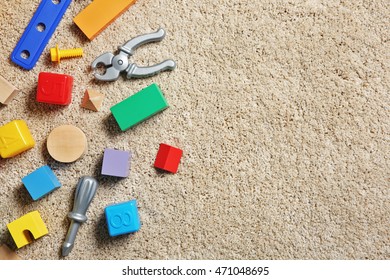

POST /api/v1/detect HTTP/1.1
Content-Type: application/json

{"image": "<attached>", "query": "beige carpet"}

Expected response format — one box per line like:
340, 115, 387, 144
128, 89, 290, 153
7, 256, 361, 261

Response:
0, 0, 389, 260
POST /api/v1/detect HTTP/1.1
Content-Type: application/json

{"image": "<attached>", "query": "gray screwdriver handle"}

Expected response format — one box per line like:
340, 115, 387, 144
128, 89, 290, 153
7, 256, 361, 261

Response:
68, 176, 98, 223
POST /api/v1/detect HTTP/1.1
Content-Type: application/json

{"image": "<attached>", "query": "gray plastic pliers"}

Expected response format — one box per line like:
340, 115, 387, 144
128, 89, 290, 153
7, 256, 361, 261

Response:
91, 28, 176, 81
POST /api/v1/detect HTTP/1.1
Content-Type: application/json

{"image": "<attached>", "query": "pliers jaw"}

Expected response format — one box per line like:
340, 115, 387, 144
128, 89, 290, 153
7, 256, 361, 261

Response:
91, 28, 176, 82
91, 52, 120, 82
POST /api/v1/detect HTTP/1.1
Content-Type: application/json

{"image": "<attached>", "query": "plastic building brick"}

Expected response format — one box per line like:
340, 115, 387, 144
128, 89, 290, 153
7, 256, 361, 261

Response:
7, 211, 48, 249
105, 200, 141, 237
0, 244, 21, 260
22, 165, 61, 201
36, 72, 73, 105
0, 120, 35, 158
50, 45, 83, 63
110, 84, 169, 131
154, 143, 183, 173
74, 0, 137, 40
101, 148, 131, 178
10, 0, 72, 70
46, 125, 87, 163
0, 75, 19, 105
81, 89, 105, 111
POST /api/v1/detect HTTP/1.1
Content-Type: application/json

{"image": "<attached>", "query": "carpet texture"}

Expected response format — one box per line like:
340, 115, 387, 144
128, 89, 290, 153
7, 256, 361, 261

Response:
0, 0, 389, 260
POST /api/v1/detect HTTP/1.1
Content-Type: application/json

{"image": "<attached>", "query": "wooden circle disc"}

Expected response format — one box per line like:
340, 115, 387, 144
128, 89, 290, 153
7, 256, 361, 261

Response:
47, 125, 87, 163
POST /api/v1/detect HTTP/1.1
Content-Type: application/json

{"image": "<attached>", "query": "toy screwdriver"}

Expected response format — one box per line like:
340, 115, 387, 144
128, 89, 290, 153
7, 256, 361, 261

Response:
62, 176, 98, 257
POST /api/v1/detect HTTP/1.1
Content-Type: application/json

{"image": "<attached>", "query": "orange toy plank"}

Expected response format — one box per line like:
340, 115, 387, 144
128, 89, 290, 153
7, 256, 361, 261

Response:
74, 0, 137, 40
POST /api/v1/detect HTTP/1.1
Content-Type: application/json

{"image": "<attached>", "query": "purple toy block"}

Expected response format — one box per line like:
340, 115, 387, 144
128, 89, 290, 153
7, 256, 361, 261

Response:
101, 148, 131, 177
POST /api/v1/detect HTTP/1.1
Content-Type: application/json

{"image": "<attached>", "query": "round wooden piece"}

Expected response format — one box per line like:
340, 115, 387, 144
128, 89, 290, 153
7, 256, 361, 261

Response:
47, 125, 87, 163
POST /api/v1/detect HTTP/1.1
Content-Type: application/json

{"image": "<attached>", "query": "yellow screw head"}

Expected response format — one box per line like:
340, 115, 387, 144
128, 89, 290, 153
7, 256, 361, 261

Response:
50, 45, 60, 62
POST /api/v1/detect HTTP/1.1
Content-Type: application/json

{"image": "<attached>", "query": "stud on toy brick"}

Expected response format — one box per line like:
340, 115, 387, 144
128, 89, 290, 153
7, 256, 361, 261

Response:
101, 148, 131, 178
0, 120, 35, 158
36, 72, 73, 105
0, 75, 19, 105
154, 143, 183, 173
81, 89, 105, 111
110, 83, 168, 131
22, 165, 61, 201
7, 211, 48, 249
105, 200, 141, 237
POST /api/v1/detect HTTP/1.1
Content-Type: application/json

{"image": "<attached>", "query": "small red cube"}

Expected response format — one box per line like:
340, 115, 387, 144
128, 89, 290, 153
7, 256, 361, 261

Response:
154, 143, 183, 173
37, 72, 73, 105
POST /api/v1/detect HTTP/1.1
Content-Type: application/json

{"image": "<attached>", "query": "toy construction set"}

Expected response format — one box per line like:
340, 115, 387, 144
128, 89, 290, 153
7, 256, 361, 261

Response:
1, 0, 182, 259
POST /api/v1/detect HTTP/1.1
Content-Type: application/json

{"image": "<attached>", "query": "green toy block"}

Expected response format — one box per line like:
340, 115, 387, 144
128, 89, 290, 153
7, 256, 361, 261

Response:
110, 83, 169, 131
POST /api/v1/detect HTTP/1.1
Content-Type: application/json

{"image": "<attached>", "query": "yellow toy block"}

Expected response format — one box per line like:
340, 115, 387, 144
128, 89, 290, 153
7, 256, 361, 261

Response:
7, 211, 48, 249
74, 0, 137, 40
0, 120, 35, 158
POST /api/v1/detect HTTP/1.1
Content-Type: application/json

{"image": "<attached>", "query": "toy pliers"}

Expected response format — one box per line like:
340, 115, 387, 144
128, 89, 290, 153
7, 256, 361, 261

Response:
91, 28, 176, 81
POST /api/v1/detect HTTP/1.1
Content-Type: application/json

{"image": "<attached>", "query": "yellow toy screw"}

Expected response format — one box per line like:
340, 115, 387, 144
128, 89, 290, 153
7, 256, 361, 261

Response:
50, 45, 83, 63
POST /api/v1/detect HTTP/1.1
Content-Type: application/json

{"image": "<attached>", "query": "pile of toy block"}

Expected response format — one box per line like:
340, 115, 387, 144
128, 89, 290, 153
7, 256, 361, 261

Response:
0, 0, 183, 258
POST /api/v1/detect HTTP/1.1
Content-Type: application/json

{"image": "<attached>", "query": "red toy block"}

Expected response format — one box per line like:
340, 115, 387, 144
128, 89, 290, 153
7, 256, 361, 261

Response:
154, 143, 183, 173
36, 72, 73, 105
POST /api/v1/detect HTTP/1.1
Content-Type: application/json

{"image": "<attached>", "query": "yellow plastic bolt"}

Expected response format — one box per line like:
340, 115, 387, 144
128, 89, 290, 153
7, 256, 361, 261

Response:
50, 45, 83, 63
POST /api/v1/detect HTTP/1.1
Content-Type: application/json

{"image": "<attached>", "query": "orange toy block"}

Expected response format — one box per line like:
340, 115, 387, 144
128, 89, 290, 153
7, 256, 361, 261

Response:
7, 211, 49, 249
0, 244, 22, 260
74, 0, 137, 40
81, 89, 105, 111
0, 75, 19, 105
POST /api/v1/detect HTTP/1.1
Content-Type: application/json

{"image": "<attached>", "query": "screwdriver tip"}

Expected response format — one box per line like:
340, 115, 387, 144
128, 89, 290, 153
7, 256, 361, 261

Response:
62, 242, 73, 257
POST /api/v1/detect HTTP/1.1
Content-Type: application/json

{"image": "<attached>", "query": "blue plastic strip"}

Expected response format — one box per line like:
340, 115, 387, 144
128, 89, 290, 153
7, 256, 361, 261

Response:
10, 0, 72, 70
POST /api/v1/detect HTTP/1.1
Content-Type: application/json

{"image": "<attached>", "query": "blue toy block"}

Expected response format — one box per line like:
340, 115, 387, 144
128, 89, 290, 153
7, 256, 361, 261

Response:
105, 200, 141, 237
22, 165, 61, 201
